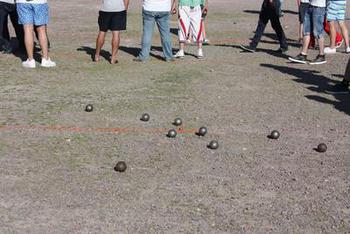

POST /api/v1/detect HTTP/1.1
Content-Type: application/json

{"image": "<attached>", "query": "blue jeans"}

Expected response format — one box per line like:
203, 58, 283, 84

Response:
304, 6, 325, 39
138, 10, 173, 61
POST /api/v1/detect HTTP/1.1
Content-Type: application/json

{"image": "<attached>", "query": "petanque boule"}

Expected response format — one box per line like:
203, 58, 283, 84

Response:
167, 129, 177, 138
85, 104, 93, 112
173, 118, 183, 126
197, 127, 208, 137
140, 113, 150, 122
269, 130, 280, 140
317, 143, 327, 153
208, 140, 219, 150
114, 161, 127, 172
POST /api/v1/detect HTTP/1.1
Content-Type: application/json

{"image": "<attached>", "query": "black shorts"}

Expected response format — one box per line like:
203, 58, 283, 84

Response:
299, 3, 309, 23
98, 10, 127, 32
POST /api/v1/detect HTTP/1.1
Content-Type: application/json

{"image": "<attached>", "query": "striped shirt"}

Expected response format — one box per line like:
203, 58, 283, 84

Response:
179, 0, 202, 7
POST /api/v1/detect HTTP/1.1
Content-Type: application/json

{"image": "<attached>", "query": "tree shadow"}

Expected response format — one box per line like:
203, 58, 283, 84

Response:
260, 63, 350, 116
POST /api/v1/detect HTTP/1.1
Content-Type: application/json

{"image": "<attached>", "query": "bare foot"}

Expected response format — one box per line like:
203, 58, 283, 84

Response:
111, 57, 119, 64
94, 55, 100, 62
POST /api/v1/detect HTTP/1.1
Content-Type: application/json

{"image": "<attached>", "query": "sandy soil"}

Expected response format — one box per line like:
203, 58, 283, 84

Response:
0, 0, 349, 233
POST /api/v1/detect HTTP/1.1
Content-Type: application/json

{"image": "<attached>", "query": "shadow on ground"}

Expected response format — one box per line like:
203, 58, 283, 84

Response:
244, 9, 298, 15
261, 63, 350, 116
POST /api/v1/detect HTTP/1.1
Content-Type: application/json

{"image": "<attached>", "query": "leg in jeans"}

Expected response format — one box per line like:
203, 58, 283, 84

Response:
155, 12, 173, 60
111, 30, 120, 64
312, 7, 325, 55
251, 1, 270, 48
138, 10, 156, 61
269, 2, 288, 49
9, 5, 25, 50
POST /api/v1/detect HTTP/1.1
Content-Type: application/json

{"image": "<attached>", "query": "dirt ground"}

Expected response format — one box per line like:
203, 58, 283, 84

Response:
0, 0, 350, 233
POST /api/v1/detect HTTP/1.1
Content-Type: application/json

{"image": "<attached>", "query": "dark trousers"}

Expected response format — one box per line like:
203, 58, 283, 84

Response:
251, 0, 288, 49
0, 2, 24, 50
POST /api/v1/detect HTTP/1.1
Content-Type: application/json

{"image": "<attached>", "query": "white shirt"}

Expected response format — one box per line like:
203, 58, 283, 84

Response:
310, 0, 326, 7
101, 0, 125, 12
0, 0, 15, 4
300, 0, 309, 3
143, 0, 172, 12
16, 0, 47, 3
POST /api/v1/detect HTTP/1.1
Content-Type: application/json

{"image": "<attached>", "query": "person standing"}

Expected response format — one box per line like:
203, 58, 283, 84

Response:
0, 0, 24, 54
95, 0, 129, 64
289, 0, 327, 65
16, 0, 56, 68
240, 0, 288, 54
174, 0, 208, 59
134, 0, 176, 62
323, 0, 350, 54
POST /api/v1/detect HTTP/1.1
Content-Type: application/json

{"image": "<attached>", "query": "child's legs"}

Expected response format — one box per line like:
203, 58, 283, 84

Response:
328, 21, 337, 48
36, 25, 48, 59
338, 21, 349, 48
111, 31, 120, 61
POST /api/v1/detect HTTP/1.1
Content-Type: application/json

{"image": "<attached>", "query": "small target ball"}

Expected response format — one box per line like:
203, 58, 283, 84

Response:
85, 104, 93, 112
167, 129, 177, 138
141, 113, 150, 122
197, 127, 208, 136
269, 130, 280, 140
173, 118, 183, 126
114, 161, 127, 172
317, 143, 327, 153
208, 140, 219, 150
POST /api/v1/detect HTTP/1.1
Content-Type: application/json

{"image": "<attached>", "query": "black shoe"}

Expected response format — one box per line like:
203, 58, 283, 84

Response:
240, 44, 256, 53
275, 47, 288, 54
288, 53, 307, 64
309, 54, 326, 65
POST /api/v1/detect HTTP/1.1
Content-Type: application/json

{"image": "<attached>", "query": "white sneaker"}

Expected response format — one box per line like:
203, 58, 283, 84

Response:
41, 58, 56, 67
174, 50, 185, 59
197, 49, 204, 59
346, 47, 350, 54
22, 59, 36, 68
324, 47, 336, 54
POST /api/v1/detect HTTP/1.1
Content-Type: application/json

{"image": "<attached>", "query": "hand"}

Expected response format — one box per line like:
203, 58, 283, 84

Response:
171, 7, 177, 15
202, 6, 208, 15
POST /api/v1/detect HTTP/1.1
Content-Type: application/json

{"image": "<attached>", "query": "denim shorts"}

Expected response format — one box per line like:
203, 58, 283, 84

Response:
17, 3, 49, 26
303, 5, 326, 39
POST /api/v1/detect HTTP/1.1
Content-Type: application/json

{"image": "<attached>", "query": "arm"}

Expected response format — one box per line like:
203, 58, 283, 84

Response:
202, 0, 208, 13
171, 0, 178, 14
124, 0, 130, 10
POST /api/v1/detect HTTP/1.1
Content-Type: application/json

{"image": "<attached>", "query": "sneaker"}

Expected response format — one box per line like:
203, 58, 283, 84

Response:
174, 50, 185, 59
309, 54, 326, 65
197, 49, 204, 59
288, 53, 307, 64
203, 38, 210, 45
275, 47, 288, 54
133, 57, 145, 62
41, 58, 56, 67
240, 44, 256, 53
335, 39, 344, 49
346, 47, 350, 54
324, 47, 336, 54
22, 59, 36, 68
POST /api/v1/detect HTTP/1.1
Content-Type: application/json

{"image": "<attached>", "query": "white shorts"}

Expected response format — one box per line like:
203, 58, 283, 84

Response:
178, 5, 203, 43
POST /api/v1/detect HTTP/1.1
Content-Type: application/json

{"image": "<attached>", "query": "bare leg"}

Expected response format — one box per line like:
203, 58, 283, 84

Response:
338, 21, 350, 48
318, 37, 325, 55
111, 31, 120, 64
329, 21, 336, 49
299, 23, 303, 42
36, 25, 49, 60
301, 35, 310, 55
95, 31, 106, 62
23, 24, 34, 60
